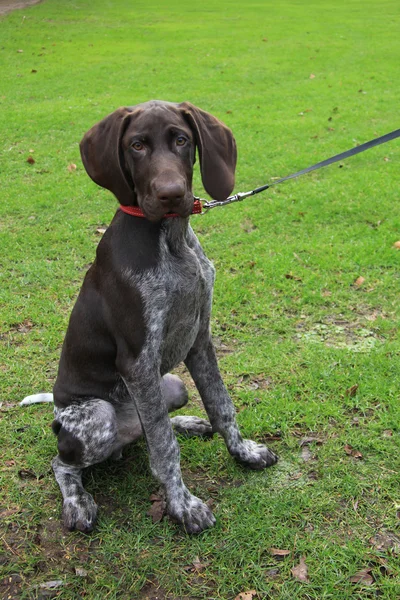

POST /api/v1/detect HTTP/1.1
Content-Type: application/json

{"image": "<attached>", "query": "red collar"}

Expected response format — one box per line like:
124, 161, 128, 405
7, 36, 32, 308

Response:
119, 200, 202, 219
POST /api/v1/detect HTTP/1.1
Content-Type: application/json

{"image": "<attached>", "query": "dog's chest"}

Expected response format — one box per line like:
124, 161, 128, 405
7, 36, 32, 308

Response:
140, 228, 214, 374
160, 247, 213, 373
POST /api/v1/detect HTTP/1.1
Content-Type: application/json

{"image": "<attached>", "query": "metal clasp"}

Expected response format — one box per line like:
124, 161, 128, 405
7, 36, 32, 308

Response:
200, 190, 255, 214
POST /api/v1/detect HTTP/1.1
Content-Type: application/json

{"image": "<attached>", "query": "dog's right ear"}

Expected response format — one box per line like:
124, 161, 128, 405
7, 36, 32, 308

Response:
80, 107, 136, 205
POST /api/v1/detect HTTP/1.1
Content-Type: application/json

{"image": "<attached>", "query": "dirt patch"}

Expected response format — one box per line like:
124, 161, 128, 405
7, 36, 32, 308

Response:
295, 314, 384, 352
0, 0, 40, 16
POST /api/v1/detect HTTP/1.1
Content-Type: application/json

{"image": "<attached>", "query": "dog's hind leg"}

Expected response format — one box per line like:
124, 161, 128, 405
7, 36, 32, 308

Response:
115, 374, 213, 445
52, 399, 119, 532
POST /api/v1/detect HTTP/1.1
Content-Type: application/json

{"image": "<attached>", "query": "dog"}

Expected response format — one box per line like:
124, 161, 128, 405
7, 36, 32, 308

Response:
22, 101, 278, 533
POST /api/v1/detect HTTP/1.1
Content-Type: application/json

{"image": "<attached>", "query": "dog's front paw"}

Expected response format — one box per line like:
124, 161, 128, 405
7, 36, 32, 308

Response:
232, 439, 278, 470
168, 489, 216, 534
62, 492, 98, 533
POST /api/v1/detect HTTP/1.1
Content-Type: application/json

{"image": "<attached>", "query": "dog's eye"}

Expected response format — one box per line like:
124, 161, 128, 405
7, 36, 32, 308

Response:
176, 136, 187, 147
132, 141, 144, 151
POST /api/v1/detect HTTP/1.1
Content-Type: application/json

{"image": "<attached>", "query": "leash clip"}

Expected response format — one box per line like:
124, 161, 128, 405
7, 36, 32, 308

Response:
201, 190, 255, 213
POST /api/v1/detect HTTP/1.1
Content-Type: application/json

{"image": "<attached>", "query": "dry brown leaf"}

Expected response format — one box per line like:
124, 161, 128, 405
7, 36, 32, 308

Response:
67, 163, 77, 172
344, 444, 363, 459
234, 591, 257, 600
309, 74, 315, 79
291, 556, 309, 582
354, 276, 365, 287
147, 494, 166, 523
192, 556, 207, 572
285, 273, 302, 281
18, 468, 38, 479
349, 568, 374, 585
27, 155, 35, 164
270, 548, 291, 557
96, 227, 107, 235
345, 384, 359, 397
393, 241, 400, 249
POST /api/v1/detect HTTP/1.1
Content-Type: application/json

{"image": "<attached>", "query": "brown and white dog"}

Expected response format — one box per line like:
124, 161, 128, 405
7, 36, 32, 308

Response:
22, 101, 277, 533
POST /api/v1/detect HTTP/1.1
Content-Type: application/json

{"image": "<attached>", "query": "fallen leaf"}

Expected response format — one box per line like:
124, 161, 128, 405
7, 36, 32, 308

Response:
269, 548, 291, 557
67, 163, 77, 172
300, 436, 323, 447
345, 384, 359, 397
309, 74, 315, 79
344, 444, 363, 459
75, 567, 88, 577
349, 568, 374, 585
148, 493, 166, 523
265, 567, 280, 578
234, 591, 257, 600
285, 273, 302, 281
354, 276, 365, 287
18, 468, 38, 479
192, 556, 207, 572
27, 155, 35, 164
4, 460, 16, 467
393, 241, 400, 249
96, 227, 107, 235
291, 556, 309, 582
39, 580, 64, 590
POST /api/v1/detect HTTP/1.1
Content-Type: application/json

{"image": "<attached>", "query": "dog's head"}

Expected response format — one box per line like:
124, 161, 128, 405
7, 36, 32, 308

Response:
80, 100, 237, 222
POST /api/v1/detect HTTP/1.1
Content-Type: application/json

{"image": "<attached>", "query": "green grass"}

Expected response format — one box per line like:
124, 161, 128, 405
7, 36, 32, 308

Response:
1, 0, 399, 598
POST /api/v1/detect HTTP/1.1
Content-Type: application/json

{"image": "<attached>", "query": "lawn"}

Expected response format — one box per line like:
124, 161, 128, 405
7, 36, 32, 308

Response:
0, 0, 399, 598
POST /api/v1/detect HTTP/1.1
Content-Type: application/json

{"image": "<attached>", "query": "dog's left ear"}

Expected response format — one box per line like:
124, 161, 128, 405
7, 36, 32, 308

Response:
80, 107, 136, 205
179, 102, 237, 201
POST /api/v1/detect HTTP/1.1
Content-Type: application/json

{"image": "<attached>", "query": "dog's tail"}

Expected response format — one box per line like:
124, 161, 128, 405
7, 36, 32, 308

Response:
20, 393, 54, 406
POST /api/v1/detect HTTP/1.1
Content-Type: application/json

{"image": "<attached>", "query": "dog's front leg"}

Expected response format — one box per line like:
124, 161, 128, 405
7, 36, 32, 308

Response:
185, 338, 278, 469
120, 357, 215, 534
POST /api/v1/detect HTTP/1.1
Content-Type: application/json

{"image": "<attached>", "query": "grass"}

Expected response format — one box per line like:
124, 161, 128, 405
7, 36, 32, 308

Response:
0, 0, 399, 598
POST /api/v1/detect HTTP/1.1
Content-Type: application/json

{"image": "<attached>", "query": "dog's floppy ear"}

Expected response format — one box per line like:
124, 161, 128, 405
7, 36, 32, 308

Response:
80, 107, 135, 205
179, 102, 237, 201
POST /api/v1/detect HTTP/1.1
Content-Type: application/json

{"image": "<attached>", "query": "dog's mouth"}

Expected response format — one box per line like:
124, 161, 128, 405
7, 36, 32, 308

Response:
139, 194, 194, 222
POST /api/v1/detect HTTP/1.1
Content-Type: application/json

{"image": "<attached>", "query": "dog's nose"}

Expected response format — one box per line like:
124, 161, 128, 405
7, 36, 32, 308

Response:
156, 181, 185, 205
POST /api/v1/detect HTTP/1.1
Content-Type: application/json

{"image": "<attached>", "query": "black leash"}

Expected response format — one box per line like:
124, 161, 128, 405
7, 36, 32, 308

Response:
201, 127, 400, 212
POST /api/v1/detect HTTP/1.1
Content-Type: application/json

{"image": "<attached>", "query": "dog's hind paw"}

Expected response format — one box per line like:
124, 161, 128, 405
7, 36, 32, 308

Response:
62, 493, 98, 533
168, 489, 216, 534
231, 439, 278, 470
170, 415, 213, 438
